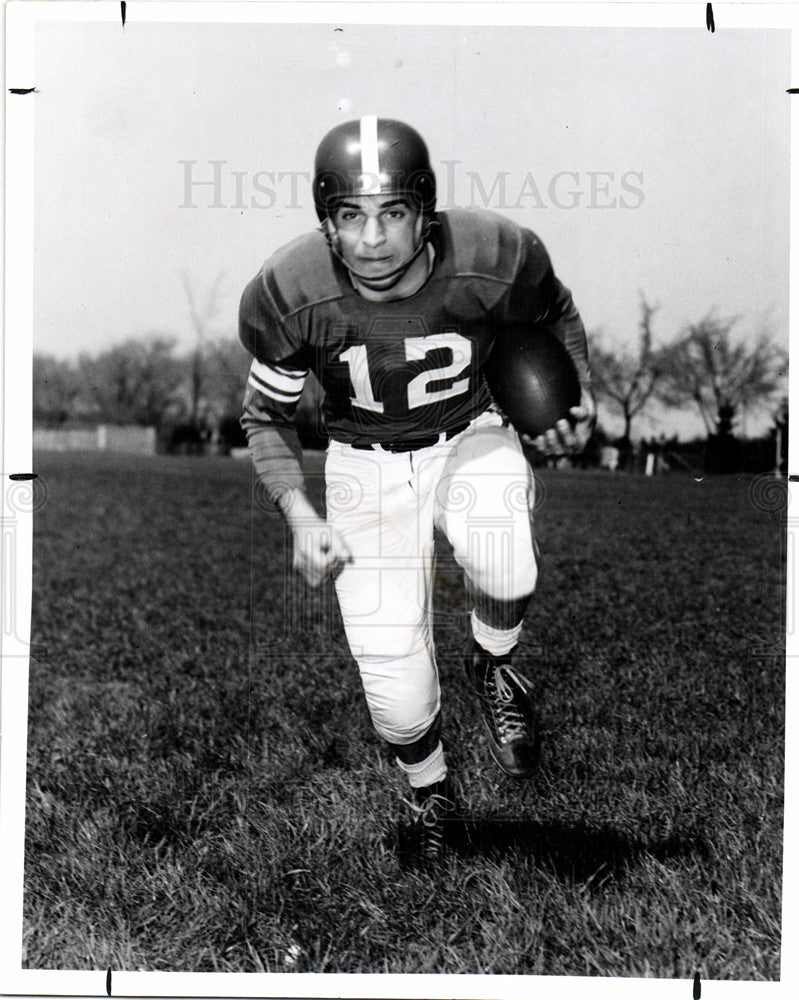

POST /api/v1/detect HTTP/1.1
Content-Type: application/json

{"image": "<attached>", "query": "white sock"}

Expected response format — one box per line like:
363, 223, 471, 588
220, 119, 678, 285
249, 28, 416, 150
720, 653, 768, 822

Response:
396, 742, 447, 789
471, 611, 522, 658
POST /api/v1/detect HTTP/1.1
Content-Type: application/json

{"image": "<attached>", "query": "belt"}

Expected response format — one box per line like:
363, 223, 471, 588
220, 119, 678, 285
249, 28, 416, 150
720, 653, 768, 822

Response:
349, 420, 471, 453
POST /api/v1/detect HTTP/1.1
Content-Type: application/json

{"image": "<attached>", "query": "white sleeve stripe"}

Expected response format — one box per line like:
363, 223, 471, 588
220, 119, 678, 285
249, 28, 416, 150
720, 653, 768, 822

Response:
249, 371, 303, 402
249, 370, 302, 399
273, 363, 309, 379
248, 376, 301, 404
250, 359, 306, 394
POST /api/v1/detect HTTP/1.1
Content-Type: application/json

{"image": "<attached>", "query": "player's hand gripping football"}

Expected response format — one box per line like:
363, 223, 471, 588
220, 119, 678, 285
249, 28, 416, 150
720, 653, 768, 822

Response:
281, 490, 353, 587
531, 389, 597, 458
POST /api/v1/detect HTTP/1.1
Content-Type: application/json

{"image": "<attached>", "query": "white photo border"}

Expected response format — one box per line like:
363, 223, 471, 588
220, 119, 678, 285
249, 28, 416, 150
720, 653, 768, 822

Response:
2, 2, 796, 998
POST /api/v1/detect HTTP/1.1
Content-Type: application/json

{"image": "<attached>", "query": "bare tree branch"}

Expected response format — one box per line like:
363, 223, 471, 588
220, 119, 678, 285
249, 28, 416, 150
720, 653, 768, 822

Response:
658, 311, 787, 437
589, 293, 670, 454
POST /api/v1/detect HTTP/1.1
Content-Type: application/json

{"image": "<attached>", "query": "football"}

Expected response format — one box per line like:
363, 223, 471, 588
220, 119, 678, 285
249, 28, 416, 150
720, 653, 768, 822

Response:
483, 326, 581, 438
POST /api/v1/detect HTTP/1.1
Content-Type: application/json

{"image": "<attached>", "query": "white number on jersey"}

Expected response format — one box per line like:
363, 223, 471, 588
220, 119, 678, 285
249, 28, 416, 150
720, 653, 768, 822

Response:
404, 333, 472, 409
339, 343, 385, 413
340, 333, 471, 412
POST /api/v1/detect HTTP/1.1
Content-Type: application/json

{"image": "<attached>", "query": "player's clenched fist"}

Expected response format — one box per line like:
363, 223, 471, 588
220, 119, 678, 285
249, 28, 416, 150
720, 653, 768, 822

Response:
291, 517, 352, 587
279, 488, 352, 587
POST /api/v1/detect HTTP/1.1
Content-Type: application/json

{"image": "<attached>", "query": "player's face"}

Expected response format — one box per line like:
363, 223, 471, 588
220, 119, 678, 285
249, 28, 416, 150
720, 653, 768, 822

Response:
331, 195, 424, 290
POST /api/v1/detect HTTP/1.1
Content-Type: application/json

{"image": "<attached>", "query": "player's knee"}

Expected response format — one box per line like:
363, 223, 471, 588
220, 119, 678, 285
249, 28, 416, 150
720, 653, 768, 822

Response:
371, 701, 440, 745
366, 678, 440, 744
344, 625, 427, 663
356, 648, 440, 745
469, 551, 538, 602
515, 555, 538, 598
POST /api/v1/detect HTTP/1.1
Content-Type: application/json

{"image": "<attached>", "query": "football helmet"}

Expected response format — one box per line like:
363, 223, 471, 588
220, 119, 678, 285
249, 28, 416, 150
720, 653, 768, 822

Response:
313, 116, 436, 221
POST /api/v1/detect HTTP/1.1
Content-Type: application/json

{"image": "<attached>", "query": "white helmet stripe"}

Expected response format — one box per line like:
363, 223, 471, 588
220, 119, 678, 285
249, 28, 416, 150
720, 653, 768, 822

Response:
359, 115, 381, 193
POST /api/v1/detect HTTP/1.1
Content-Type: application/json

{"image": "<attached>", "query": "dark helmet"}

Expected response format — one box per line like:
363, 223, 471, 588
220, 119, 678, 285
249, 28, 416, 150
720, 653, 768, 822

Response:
312, 116, 436, 221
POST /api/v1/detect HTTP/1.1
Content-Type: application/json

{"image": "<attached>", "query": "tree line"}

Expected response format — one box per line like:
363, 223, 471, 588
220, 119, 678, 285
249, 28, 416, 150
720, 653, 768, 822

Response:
33, 296, 787, 465
34, 334, 248, 434
33, 334, 328, 453
589, 295, 787, 470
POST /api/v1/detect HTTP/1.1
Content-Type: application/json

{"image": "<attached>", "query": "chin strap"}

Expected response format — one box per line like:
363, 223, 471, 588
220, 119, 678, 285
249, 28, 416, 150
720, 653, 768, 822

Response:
319, 217, 439, 284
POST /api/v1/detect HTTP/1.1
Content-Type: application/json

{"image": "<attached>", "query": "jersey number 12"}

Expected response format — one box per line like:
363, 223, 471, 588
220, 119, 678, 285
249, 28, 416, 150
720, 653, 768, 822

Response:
340, 333, 472, 414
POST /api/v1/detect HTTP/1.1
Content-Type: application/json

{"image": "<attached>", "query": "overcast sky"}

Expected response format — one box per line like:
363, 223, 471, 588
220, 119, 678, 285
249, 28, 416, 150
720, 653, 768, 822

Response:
31, 16, 790, 439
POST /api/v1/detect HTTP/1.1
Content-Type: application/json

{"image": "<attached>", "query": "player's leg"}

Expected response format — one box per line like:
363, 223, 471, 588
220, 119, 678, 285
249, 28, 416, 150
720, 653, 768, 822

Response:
435, 412, 538, 639
325, 442, 455, 856
393, 708, 456, 864
434, 412, 541, 777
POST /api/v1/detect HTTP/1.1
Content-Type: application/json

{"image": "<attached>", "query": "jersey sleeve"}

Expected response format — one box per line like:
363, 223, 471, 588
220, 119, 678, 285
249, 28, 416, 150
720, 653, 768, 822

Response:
239, 270, 307, 368
500, 229, 591, 390
239, 270, 310, 503
240, 388, 306, 503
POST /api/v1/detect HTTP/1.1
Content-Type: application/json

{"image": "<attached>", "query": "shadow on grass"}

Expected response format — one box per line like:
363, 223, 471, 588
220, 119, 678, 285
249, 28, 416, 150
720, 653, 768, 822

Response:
398, 817, 708, 882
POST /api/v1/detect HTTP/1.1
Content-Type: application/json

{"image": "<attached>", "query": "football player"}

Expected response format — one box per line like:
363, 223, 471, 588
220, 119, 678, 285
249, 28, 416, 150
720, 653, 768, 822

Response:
240, 117, 595, 864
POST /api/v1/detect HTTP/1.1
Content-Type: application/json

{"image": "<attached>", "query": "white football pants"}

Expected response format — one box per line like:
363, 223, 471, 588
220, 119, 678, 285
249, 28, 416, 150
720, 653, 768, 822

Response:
325, 409, 538, 745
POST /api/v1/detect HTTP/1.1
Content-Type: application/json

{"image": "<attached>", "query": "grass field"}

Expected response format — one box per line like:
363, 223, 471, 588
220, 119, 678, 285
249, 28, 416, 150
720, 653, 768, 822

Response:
22, 449, 785, 978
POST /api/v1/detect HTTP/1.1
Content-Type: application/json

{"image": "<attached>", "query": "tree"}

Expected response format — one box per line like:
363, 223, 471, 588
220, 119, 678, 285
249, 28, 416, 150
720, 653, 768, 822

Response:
659, 311, 787, 438
181, 271, 227, 423
33, 353, 82, 425
78, 335, 183, 426
774, 396, 789, 476
589, 293, 667, 466
201, 335, 252, 417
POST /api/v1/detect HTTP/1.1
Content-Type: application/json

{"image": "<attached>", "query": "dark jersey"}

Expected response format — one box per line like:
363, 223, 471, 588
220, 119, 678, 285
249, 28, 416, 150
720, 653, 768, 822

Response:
239, 207, 588, 446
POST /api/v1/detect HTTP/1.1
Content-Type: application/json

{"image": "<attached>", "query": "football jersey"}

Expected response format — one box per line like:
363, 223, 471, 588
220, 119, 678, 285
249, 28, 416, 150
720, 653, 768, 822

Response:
239, 208, 588, 446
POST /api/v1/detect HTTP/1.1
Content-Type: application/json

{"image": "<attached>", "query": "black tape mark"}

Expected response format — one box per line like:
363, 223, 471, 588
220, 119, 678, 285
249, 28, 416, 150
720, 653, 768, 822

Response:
8, 87, 36, 95
789, 474, 799, 482
706, 4, 715, 32
9, 473, 37, 481
693, 971, 701, 998
788, 89, 799, 94
121, 2, 126, 28
334, 26, 343, 31
106, 967, 112, 996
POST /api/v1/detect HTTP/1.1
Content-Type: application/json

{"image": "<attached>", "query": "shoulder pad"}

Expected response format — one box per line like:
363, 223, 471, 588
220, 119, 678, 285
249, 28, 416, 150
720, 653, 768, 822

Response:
261, 230, 342, 321
438, 208, 525, 284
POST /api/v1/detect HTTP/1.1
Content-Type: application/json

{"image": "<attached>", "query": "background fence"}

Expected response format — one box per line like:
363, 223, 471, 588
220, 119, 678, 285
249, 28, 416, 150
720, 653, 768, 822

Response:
33, 425, 157, 455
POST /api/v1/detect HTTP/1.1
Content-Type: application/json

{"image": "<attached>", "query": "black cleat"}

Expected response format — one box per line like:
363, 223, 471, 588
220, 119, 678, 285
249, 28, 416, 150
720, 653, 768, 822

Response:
404, 777, 457, 867
465, 641, 541, 778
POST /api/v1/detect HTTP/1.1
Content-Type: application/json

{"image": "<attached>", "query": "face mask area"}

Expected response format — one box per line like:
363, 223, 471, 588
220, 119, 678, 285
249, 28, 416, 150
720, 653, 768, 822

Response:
319, 205, 437, 288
